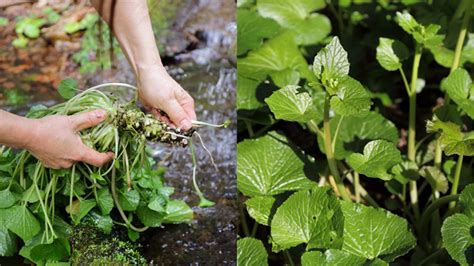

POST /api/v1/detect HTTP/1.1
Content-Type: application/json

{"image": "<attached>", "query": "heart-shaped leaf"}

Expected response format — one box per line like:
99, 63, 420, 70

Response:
426, 116, 474, 156
237, 237, 268, 266
237, 131, 315, 196
376, 38, 409, 71
301, 249, 367, 266
440, 68, 474, 119
347, 140, 402, 181
266, 85, 321, 123
245, 196, 275, 226
313, 37, 350, 84
271, 187, 344, 251
341, 201, 416, 261
330, 77, 371, 116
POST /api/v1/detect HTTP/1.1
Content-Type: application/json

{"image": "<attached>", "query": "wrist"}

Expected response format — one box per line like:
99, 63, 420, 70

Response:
17, 118, 40, 150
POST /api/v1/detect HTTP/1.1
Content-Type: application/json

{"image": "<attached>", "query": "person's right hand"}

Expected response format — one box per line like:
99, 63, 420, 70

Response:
25, 109, 114, 169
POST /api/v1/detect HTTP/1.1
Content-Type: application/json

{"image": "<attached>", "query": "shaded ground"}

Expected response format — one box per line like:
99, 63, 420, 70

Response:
0, 0, 236, 264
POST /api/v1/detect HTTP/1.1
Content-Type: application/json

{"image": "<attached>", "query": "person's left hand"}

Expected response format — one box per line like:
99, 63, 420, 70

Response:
137, 64, 196, 131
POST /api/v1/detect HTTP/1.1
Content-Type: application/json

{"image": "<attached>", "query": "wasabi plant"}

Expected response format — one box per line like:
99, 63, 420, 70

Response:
237, 0, 473, 265
0, 79, 227, 264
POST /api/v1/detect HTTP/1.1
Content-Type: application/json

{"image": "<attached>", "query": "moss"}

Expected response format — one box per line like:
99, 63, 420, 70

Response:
70, 224, 146, 265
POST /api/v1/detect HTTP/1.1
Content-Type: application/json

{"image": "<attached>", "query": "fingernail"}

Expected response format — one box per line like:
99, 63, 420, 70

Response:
181, 119, 192, 130
94, 109, 106, 119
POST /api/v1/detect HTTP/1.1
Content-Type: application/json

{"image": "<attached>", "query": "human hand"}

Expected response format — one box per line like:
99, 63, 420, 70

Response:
25, 110, 114, 169
137, 65, 196, 130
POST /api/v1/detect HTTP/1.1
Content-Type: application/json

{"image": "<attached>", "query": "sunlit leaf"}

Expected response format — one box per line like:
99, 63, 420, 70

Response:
271, 187, 344, 251
237, 131, 315, 196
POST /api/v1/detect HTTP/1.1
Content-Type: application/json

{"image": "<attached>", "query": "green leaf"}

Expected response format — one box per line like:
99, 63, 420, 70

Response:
0, 17, 8, 26
12, 36, 28, 48
257, 0, 326, 28
237, 237, 268, 266
459, 184, 474, 218
245, 196, 275, 226
237, 9, 280, 55
313, 37, 350, 84
0, 189, 17, 208
395, 11, 443, 46
69, 199, 97, 224
85, 211, 113, 234
341, 201, 416, 261
347, 140, 402, 180
199, 197, 215, 207
271, 68, 300, 87
3, 205, 40, 241
97, 188, 114, 215
136, 206, 165, 227
330, 77, 371, 116
426, 116, 474, 156
127, 228, 140, 242
64, 22, 82, 34
0, 224, 17, 256
441, 214, 474, 266
271, 187, 344, 251
58, 78, 77, 100
390, 161, 419, 184
238, 33, 313, 82
23, 24, 40, 38
237, 75, 263, 110
292, 14, 331, 45
237, 131, 315, 196
266, 85, 321, 123
147, 196, 166, 213
30, 238, 69, 263
318, 112, 399, 160
163, 200, 193, 223
118, 190, 140, 211
440, 68, 474, 119
301, 250, 367, 266
419, 166, 448, 194
376, 38, 409, 71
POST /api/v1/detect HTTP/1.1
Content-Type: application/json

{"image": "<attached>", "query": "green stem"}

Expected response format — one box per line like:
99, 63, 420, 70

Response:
449, 155, 464, 209
284, 250, 295, 266
323, 94, 350, 201
245, 121, 254, 138
399, 68, 411, 95
354, 171, 360, 203
69, 165, 75, 219
238, 197, 250, 237
418, 194, 459, 250
110, 166, 149, 232
331, 116, 344, 151
451, 0, 472, 73
419, 248, 445, 265
251, 222, 258, 237
408, 45, 422, 220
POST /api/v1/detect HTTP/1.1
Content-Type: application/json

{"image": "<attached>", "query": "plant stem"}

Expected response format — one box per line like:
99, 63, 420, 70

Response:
245, 121, 254, 138
451, 0, 472, 73
238, 196, 250, 237
408, 45, 422, 220
434, 1, 472, 167
418, 194, 459, 250
284, 250, 295, 266
354, 171, 360, 203
331, 116, 344, 151
110, 166, 149, 232
251, 222, 258, 237
419, 248, 446, 265
323, 94, 350, 201
449, 155, 464, 209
